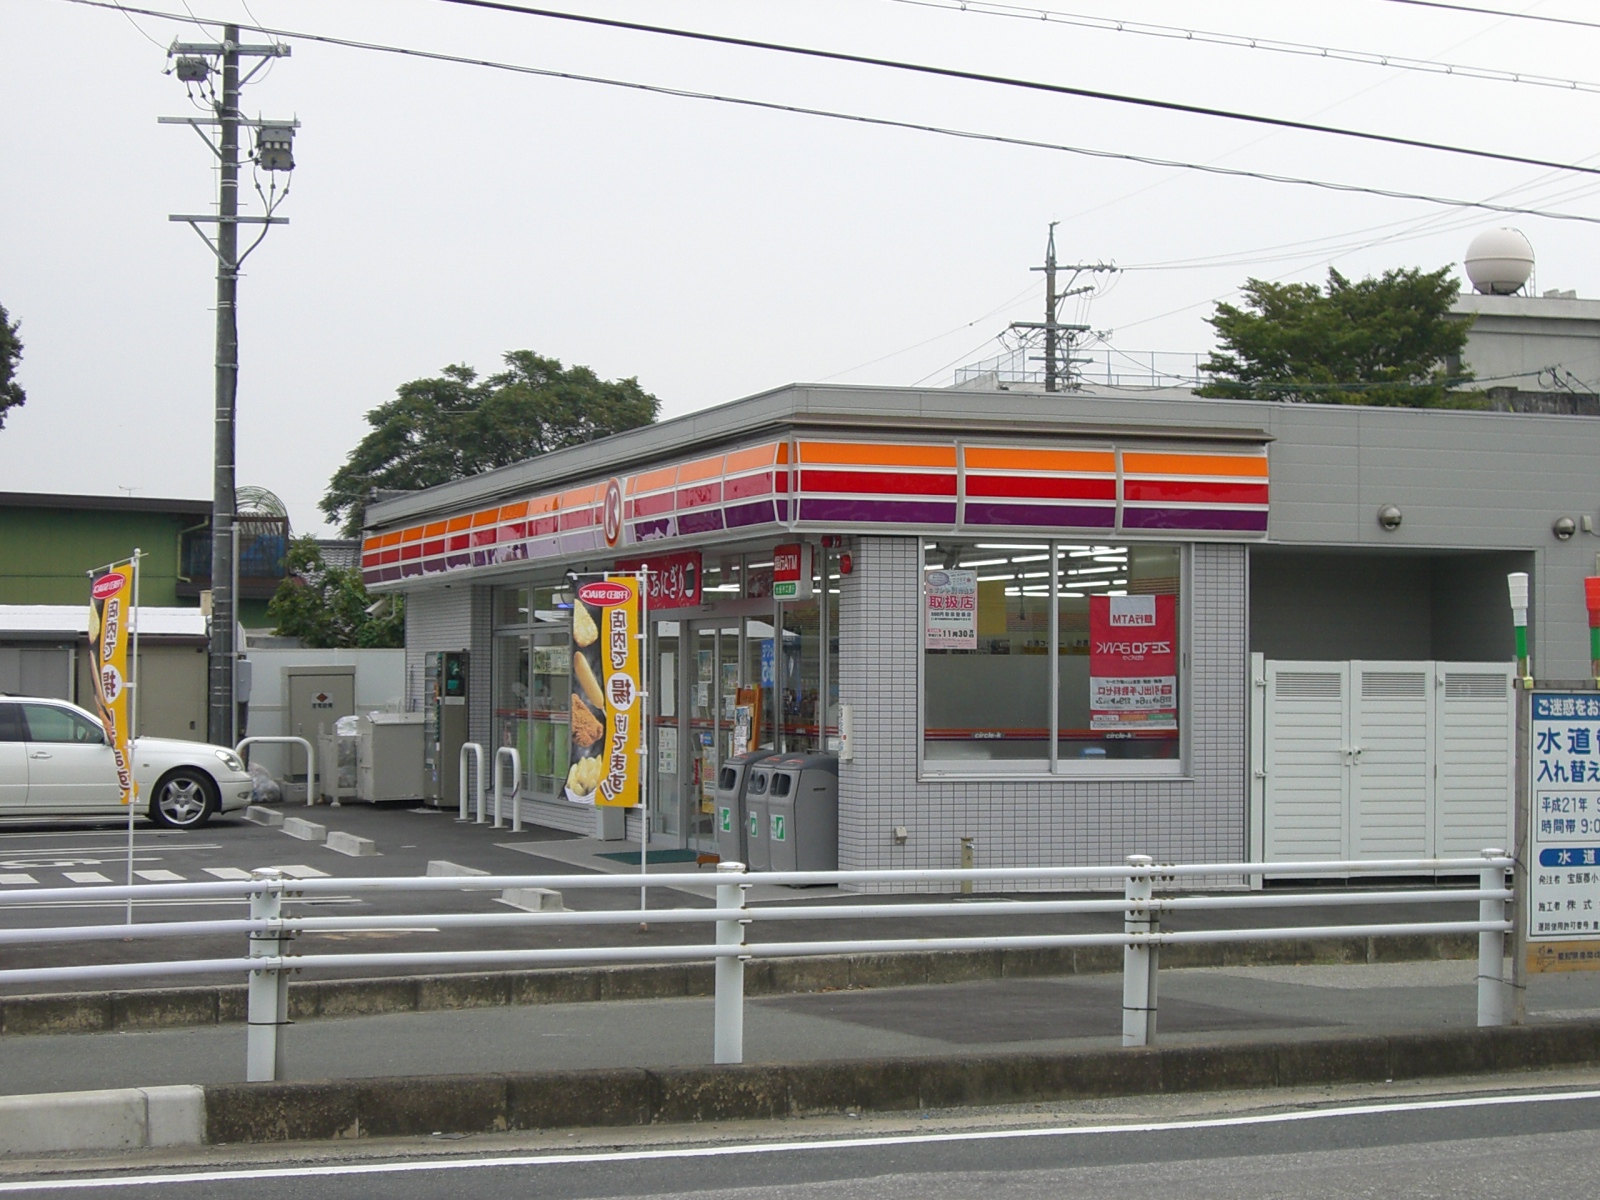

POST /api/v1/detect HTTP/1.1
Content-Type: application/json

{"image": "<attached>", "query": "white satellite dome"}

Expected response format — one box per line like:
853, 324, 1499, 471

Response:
1464, 228, 1534, 295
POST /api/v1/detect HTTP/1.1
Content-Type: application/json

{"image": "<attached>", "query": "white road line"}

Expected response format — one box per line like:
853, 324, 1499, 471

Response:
271, 865, 329, 879
0, 874, 37, 885
4, 1087, 1598, 1192
60, 871, 110, 884
132, 870, 185, 883
203, 868, 253, 881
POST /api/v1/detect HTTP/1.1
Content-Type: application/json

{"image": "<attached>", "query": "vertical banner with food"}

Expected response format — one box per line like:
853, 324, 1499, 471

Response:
87, 563, 136, 804
565, 576, 642, 807
1088, 594, 1177, 734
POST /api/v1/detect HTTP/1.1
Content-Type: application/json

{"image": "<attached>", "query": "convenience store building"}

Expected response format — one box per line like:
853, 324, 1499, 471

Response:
362, 383, 1600, 876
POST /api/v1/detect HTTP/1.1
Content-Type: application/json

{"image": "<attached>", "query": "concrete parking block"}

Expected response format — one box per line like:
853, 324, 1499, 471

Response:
426, 860, 488, 877
325, 831, 378, 857
243, 806, 284, 827
282, 818, 327, 842
500, 887, 564, 912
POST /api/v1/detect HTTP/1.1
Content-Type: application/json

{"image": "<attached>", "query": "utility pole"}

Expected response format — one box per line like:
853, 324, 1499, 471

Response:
161, 26, 296, 747
1010, 223, 1117, 392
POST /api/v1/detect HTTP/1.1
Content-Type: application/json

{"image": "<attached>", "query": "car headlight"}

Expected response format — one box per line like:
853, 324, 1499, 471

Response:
215, 750, 245, 772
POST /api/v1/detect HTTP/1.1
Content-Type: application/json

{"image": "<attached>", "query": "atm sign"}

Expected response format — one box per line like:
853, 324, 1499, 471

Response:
773, 543, 812, 600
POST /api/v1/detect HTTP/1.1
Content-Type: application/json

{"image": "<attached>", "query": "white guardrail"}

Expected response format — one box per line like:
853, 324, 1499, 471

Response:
0, 852, 1513, 1083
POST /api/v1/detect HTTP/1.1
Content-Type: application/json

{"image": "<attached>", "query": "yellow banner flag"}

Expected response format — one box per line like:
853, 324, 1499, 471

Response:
565, 576, 641, 808
87, 564, 135, 805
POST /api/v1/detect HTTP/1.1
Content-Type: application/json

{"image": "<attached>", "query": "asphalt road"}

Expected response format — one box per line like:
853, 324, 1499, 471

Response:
1, 1086, 1597, 1198
0, 802, 1493, 993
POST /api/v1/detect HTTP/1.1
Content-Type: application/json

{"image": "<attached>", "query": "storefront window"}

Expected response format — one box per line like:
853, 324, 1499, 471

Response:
493, 583, 571, 798
921, 541, 1183, 774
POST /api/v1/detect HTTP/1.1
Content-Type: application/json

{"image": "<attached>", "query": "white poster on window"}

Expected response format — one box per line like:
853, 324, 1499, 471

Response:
925, 570, 978, 650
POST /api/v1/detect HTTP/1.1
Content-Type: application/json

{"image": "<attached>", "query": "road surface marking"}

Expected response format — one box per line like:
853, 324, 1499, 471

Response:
61, 871, 110, 884
0, 874, 37, 885
203, 868, 253, 880
132, 870, 185, 882
4, 1087, 1598, 1191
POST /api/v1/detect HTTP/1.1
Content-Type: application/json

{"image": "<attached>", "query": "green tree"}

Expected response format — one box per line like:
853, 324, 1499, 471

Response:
322, 351, 661, 535
267, 537, 404, 648
0, 303, 26, 429
1197, 266, 1477, 407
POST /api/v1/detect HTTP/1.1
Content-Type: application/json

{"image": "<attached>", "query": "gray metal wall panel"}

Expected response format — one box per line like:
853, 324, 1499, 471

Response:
837, 536, 1246, 889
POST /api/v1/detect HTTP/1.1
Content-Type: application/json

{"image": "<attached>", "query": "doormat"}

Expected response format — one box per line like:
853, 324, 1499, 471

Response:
596, 849, 703, 864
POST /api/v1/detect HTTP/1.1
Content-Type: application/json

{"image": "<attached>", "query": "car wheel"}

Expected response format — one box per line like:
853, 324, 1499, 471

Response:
148, 768, 217, 830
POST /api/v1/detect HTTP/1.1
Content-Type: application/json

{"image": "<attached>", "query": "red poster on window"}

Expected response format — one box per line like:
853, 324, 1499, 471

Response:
1089, 594, 1177, 734
615, 550, 702, 608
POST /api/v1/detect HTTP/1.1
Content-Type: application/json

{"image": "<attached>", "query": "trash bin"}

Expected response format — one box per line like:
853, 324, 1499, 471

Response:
766, 753, 839, 873
714, 750, 776, 866
742, 756, 784, 871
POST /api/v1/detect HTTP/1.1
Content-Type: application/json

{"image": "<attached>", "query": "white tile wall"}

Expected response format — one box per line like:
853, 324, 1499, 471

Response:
837, 536, 1247, 890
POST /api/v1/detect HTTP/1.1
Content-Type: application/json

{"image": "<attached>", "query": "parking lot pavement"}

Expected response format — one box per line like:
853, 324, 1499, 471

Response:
0, 801, 1498, 995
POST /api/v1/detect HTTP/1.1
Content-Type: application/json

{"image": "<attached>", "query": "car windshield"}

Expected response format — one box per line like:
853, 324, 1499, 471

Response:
21, 704, 105, 745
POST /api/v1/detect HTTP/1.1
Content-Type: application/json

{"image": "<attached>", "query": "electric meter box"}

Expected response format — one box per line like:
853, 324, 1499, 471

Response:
714, 750, 778, 867
765, 754, 839, 874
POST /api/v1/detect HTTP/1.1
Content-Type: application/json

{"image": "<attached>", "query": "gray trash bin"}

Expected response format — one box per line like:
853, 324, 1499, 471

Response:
714, 750, 775, 866
766, 754, 839, 873
742, 756, 783, 871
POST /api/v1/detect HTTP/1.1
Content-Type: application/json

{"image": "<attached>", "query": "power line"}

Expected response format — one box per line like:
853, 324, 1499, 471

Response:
887, 0, 1600, 97
1374, 0, 1600, 31
55, 0, 1600, 226
427, 0, 1600, 181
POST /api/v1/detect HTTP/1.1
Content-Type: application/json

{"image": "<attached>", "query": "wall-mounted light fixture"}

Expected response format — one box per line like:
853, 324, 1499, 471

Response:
1377, 505, 1402, 531
1554, 516, 1577, 540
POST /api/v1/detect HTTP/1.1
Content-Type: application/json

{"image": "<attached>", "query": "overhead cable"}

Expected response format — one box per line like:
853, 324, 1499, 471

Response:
888, 0, 1600, 96
57, 0, 1600, 226
1374, 0, 1600, 31
425, 0, 1600, 180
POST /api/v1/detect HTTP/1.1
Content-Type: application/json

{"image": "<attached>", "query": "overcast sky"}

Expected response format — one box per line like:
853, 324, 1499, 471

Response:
4, 0, 1598, 534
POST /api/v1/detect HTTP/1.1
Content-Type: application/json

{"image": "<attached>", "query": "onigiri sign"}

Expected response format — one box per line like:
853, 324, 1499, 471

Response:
1088, 594, 1177, 734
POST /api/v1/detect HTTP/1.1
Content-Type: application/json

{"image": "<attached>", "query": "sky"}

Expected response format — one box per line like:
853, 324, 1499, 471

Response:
3, 0, 1599, 534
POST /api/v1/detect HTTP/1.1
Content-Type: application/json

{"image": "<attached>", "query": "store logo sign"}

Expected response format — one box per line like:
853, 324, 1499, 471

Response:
602, 478, 624, 547
576, 580, 634, 607
772, 543, 812, 600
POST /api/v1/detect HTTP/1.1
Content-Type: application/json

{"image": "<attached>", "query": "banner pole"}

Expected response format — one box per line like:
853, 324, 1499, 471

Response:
126, 550, 142, 926
639, 568, 650, 914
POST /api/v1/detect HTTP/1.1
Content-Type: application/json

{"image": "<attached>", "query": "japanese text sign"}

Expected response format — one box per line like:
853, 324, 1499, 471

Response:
1529, 691, 1600, 970
615, 550, 701, 608
772, 543, 812, 600
1088, 594, 1177, 735
565, 576, 641, 808
87, 564, 135, 805
924, 569, 977, 650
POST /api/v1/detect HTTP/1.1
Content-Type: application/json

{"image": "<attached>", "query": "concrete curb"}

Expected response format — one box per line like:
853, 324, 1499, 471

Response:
0, 933, 1479, 1037
178, 1020, 1600, 1145
0, 1085, 204, 1155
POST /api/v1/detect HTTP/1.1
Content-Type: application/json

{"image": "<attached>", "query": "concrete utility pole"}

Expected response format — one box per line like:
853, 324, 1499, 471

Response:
161, 26, 295, 747
1010, 223, 1117, 392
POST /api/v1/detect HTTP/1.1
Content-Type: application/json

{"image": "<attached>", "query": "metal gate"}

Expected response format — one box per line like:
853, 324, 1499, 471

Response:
1249, 655, 1514, 865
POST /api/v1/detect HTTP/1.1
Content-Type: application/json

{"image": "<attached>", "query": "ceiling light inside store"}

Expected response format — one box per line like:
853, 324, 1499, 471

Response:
976, 544, 1050, 550
977, 573, 1016, 582
1010, 554, 1050, 564
958, 558, 1011, 568
1065, 565, 1120, 576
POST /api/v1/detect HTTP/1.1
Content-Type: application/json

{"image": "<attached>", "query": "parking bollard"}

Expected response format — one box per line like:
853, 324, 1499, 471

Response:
1479, 847, 1509, 1027
713, 861, 749, 1065
1122, 854, 1158, 1048
493, 747, 521, 832
246, 868, 290, 1082
459, 743, 485, 824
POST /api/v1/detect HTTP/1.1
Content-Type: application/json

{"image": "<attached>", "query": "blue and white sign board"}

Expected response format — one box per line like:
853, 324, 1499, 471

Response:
1530, 691, 1600, 971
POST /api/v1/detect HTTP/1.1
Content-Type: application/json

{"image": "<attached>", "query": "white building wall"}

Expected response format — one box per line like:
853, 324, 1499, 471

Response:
837, 536, 1247, 890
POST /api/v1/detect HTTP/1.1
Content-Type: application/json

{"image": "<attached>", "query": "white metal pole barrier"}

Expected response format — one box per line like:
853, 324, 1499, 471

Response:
713, 861, 750, 1064
1123, 854, 1157, 1047
459, 742, 485, 823
493, 746, 521, 832
245, 868, 290, 1082
1479, 847, 1509, 1027
236, 736, 316, 808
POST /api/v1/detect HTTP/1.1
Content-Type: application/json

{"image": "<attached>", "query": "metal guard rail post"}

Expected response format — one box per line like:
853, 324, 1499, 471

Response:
459, 742, 485, 824
0, 851, 1513, 1081
236, 736, 317, 808
493, 746, 521, 833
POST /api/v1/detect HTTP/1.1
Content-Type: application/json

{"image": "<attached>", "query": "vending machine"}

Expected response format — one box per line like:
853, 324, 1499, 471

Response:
422, 650, 469, 807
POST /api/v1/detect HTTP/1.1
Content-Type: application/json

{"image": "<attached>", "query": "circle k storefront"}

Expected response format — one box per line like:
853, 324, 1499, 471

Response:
361, 385, 1270, 876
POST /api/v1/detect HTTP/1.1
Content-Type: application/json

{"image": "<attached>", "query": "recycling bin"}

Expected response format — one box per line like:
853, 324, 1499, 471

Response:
765, 753, 839, 873
742, 756, 783, 871
714, 750, 776, 866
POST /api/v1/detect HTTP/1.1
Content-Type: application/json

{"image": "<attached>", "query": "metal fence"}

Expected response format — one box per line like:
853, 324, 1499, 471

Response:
0, 853, 1512, 1083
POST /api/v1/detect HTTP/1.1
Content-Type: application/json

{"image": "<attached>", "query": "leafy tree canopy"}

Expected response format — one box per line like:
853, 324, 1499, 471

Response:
1196, 266, 1478, 407
0, 303, 26, 430
267, 536, 404, 649
322, 351, 661, 535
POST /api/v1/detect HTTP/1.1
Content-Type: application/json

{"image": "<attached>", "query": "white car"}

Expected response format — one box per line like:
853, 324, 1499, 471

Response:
0, 697, 253, 829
